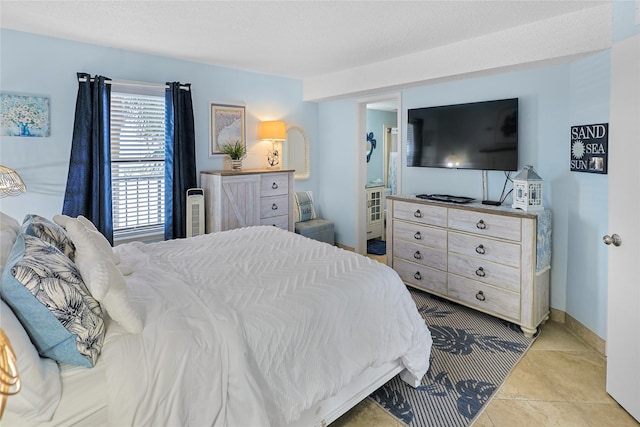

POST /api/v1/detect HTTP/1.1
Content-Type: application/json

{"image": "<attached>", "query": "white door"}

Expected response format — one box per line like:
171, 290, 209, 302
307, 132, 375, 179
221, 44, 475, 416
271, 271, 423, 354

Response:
605, 33, 640, 422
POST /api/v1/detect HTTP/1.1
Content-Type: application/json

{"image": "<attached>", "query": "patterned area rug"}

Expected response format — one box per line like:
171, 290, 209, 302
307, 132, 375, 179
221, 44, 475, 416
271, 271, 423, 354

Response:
370, 288, 536, 427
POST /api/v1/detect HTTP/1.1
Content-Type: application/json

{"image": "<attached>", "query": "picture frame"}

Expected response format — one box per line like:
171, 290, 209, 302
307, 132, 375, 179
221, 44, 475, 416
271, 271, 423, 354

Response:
0, 93, 51, 137
209, 102, 245, 157
570, 123, 608, 175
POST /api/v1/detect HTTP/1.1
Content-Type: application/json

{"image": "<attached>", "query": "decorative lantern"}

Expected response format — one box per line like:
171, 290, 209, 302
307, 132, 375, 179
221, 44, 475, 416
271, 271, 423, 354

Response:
512, 165, 543, 212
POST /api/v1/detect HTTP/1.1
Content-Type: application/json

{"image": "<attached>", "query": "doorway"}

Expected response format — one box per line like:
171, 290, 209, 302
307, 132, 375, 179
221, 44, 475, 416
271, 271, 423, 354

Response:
355, 93, 401, 256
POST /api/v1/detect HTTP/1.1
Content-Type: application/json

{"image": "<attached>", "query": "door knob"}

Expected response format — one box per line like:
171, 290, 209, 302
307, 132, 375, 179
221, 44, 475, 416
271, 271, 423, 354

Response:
603, 234, 622, 247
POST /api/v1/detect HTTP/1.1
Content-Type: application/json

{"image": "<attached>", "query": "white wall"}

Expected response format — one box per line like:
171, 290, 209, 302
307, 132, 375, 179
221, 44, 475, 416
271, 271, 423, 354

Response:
0, 29, 319, 221
565, 51, 611, 338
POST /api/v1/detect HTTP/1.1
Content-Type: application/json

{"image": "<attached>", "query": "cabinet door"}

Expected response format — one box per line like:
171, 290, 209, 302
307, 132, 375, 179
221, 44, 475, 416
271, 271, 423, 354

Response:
219, 175, 260, 230
366, 187, 383, 239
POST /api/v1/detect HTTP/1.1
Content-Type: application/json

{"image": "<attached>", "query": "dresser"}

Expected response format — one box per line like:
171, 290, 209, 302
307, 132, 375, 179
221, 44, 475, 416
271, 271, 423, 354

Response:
387, 195, 551, 337
200, 169, 295, 233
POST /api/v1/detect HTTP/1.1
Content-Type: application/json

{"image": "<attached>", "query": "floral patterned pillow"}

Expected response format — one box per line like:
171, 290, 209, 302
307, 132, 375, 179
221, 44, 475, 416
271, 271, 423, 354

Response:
0, 234, 104, 367
21, 214, 76, 261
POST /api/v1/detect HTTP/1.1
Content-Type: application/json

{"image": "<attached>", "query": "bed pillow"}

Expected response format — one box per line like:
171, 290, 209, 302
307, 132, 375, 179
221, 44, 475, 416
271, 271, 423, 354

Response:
64, 219, 111, 300
66, 220, 142, 334
294, 191, 317, 223
0, 234, 104, 367
1, 212, 20, 269
21, 214, 76, 261
83, 256, 143, 334
0, 211, 20, 233
0, 227, 17, 269
1, 299, 62, 422
53, 214, 127, 273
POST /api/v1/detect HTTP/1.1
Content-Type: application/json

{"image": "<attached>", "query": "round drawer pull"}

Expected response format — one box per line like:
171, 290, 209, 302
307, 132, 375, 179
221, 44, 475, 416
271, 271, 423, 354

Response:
413, 251, 422, 260
272, 182, 278, 189
476, 219, 486, 230
414, 271, 422, 280
414, 231, 422, 240
475, 267, 486, 277
475, 291, 486, 301
272, 203, 278, 210
414, 209, 422, 218
475, 244, 486, 255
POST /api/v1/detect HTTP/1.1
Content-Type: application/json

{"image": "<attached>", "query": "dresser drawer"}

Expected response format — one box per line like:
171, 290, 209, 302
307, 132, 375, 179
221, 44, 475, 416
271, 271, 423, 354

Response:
260, 215, 289, 230
448, 253, 520, 293
393, 220, 447, 250
394, 239, 447, 271
260, 195, 288, 219
448, 232, 521, 268
260, 173, 289, 197
393, 201, 447, 227
448, 208, 521, 241
393, 258, 447, 295
448, 274, 520, 321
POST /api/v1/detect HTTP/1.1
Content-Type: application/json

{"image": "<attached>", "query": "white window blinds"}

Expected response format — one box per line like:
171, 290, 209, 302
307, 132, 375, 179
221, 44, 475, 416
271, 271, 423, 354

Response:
110, 91, 166, 235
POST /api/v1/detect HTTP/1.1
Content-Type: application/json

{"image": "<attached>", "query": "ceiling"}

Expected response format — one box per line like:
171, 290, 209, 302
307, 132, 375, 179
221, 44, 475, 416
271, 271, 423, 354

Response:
0, 1, 609, 81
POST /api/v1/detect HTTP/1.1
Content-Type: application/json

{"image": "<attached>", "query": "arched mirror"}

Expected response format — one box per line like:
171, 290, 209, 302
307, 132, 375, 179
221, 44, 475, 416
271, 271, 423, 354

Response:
285, 125, 310, 180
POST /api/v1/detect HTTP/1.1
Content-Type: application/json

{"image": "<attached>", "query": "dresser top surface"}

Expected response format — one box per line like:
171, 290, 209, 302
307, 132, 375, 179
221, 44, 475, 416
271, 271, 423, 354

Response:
388, 194, 549, 219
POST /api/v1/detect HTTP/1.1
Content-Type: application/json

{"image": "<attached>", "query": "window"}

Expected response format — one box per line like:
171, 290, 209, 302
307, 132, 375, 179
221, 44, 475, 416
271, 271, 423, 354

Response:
110, 89, 166, 239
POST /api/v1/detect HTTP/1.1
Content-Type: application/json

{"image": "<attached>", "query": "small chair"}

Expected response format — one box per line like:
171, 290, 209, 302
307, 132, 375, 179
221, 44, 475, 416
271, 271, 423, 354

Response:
293, 191, 335, 245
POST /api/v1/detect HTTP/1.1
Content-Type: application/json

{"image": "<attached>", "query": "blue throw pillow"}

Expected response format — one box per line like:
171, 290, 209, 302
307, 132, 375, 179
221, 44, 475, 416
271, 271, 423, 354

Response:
21, 214, 76, 261
1, 234, 104, 367
294, 191, 317, 223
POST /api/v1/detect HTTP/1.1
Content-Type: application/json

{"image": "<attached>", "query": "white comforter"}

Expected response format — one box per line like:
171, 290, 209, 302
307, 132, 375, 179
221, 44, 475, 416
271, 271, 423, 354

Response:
106, 226, 432, 426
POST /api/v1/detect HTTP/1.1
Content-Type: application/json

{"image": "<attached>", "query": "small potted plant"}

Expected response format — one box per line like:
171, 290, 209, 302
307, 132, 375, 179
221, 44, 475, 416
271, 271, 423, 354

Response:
220, 140, 246, 170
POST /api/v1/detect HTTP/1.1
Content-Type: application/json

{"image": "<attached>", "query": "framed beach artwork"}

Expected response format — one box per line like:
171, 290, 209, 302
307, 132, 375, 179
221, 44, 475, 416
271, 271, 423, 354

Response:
0, 93, 51, 137
209, 102, 245, 157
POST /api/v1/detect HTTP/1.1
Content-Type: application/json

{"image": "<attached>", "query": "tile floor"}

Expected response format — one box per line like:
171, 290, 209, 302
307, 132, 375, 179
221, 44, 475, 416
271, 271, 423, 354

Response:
332, 252, 639, 427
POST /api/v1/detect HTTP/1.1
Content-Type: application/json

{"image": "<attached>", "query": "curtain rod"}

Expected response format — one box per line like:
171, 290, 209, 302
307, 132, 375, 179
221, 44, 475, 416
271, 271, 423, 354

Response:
77, 77, 190, 91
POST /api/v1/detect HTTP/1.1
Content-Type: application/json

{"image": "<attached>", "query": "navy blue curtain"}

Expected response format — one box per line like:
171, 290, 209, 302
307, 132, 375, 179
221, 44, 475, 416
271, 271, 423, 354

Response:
62, 72, 113, 244
164, 83, 196, 240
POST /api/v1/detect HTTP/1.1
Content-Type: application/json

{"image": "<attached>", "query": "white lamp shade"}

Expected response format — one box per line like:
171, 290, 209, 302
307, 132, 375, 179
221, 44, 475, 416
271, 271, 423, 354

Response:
258, 121, 286, 141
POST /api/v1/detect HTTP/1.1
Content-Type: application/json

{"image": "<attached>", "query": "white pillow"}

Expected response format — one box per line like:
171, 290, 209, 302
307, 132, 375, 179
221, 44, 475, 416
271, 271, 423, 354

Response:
51, 213, 71, 228
1, 212, 20, 268
64, 220, 112, 300
0, 228, 17, 269
66, 221, 142, 334
83, 255, 143, 334
53, 215, 133, 276
53, 214, 120, 265
1, 299, 62, 422
76, 215, 98, 232
0, 211, 20, 233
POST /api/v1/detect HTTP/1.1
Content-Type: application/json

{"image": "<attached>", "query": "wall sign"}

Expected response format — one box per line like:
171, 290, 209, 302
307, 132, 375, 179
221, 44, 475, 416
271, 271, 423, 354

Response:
570, 123, 608, 174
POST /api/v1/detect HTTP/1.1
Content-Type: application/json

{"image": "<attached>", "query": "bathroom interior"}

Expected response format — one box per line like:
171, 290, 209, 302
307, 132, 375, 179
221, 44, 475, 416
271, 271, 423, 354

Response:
365, 99, 398, 256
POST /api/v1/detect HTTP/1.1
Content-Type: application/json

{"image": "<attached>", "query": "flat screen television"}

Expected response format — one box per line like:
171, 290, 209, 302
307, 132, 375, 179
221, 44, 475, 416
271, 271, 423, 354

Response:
407, 98, 518, 171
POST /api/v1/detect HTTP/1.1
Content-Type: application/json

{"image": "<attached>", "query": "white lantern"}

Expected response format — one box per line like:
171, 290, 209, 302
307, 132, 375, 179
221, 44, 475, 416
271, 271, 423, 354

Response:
512, 165, 543, 212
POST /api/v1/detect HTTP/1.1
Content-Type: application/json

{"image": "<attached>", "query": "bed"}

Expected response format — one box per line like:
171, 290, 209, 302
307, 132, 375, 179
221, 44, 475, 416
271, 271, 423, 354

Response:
0, 212, 432, 426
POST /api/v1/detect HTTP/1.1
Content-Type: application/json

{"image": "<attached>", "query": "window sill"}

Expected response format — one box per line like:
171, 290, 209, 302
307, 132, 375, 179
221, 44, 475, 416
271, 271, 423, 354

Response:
114, 227, 164, 245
